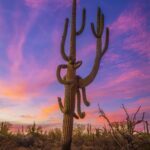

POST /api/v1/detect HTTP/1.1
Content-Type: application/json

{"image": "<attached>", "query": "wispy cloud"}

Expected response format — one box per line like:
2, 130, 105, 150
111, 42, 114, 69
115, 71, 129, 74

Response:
7, 9, 39, 75
19, 103, 59, 123
24, 0, 76, 11
87, 66, 150, 102
24, 0, 48, 9
110, 4, 150, 57
38, 103, 59, 120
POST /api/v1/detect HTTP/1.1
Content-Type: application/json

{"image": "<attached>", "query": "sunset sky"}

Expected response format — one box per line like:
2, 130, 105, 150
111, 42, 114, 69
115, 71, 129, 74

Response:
0, 0, 149, 128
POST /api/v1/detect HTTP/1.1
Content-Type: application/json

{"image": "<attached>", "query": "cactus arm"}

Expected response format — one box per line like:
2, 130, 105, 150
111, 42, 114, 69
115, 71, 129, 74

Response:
76, 89, 85, 119
91, 7, 101, 38
76, 8, 86, 36
81, 87, 90, 106
91, 23, 101, 38
58, 97, 79, 117
58, 97, 66, 113
78, 41, 108, 88
78, 48, 101, 88
98, 8, 104, 38
101, 27, 109, 57
61, 18, 69, 61
58, 96, 79, 119
74, 61, 82, 69
79, 10, 109, 88
56, 64, 74, 84
73, 113, 79, 119
70, 0, 77, 61
91, 8, 104, 39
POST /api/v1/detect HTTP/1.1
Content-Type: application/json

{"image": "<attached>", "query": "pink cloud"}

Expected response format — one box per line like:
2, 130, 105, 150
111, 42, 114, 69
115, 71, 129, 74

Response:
18, 103, 59, 123
106, 70, 144, 87
0, 25, 57, 101
79, 43, 95, 58
1, 5, 58, 102
7, 9, 39, 75
87, 67, 150, 101
24, 0, 79, 10
0, 58, 56, 101
25, 0, 48, 9
123, 30, 150, 57
110, 4, 149, 57
20, 115, 35, 119
38, 103, 59, 120
0, 79, 38, 101
78, 42, 120, 65
110, 7, 145, 37
133, 97, 150, 107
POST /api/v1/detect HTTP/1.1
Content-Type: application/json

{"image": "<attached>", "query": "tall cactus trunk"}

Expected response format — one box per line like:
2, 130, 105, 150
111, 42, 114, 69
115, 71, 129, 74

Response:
56, 0, 109, 149
62, 115, 73, 149
62, 67, 76, 149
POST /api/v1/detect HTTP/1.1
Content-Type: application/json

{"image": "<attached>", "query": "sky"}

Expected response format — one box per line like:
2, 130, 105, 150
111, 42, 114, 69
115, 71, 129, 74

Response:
0, 0, 149, 129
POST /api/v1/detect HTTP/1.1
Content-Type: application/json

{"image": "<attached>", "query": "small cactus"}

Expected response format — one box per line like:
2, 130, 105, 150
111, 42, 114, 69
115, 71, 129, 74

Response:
27, 122, 42, 136
0, 122, 11, 135
87, 124, 92, 136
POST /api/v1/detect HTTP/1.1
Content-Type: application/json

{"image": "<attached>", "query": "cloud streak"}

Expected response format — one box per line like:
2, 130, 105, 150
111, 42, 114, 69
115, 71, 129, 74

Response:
110, 3, 150, 57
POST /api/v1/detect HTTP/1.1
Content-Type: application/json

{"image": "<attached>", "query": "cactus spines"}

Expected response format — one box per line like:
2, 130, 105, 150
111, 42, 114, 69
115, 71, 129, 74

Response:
56, 0, 109, 149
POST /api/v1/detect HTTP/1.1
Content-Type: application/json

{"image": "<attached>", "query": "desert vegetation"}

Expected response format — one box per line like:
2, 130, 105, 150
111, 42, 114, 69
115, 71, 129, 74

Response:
0, 105, 149, 150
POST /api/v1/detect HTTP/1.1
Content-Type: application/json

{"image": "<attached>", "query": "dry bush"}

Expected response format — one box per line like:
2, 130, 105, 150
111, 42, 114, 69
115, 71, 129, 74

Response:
0, 106, 149, 150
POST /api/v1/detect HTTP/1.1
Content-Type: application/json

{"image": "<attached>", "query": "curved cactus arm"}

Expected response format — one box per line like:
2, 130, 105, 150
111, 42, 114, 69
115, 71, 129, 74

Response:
91, 7, 104, 39
56, 64, 74, 85
73, 113, 79, 119
91, 23, 104, 39
61, 18, 69, 61
74, 61, 82, 69
91, 7, 101, 38
76, 8, 86, 36
79, 30, 109, 88
91, 23, 100, 38
78, 52, 101, 88
81, 87, 90, 106
76, 89, 85, 119
101, 27, 109, 57
58, 97, 65, 113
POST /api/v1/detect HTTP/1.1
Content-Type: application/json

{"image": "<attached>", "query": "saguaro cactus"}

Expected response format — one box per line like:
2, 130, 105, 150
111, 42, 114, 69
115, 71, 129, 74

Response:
56, 0, 109, 149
